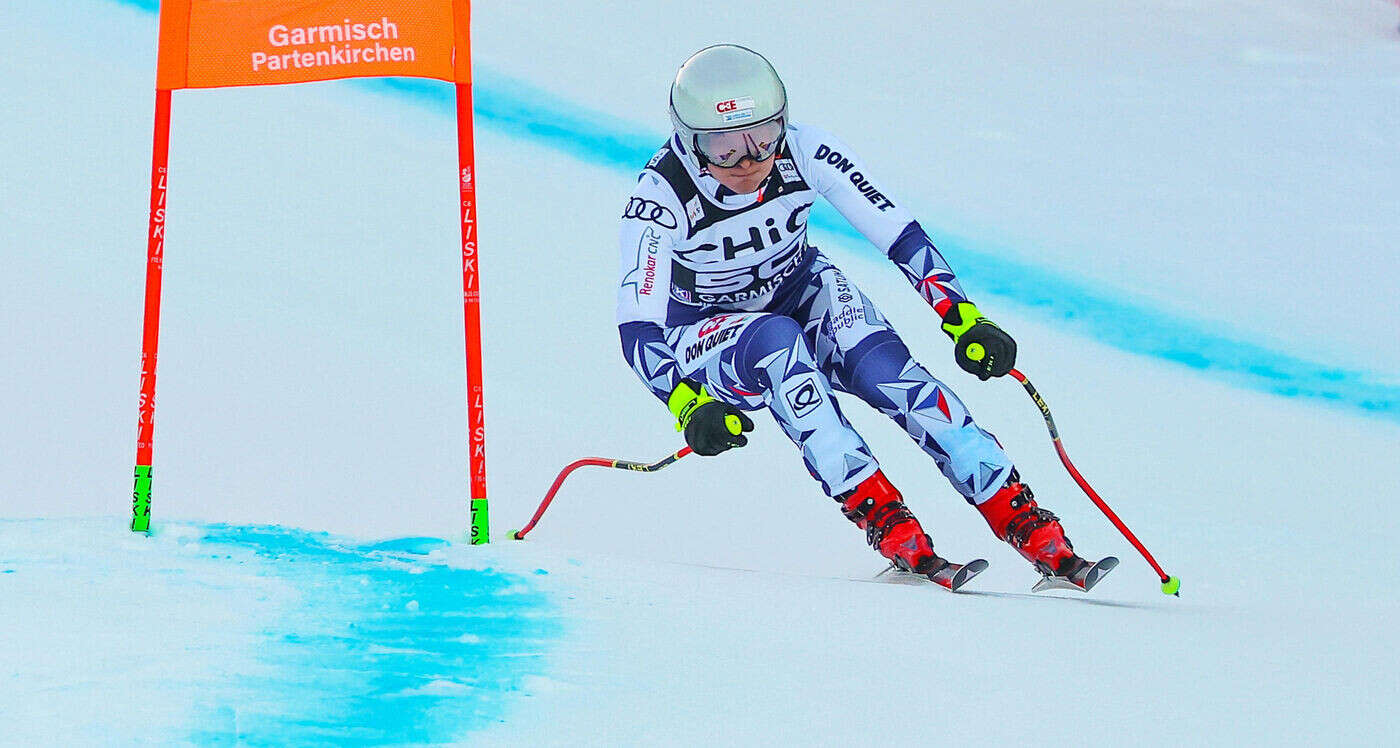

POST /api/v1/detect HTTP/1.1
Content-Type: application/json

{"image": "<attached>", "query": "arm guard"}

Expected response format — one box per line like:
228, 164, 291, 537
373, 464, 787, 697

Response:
887, 221, 970, 319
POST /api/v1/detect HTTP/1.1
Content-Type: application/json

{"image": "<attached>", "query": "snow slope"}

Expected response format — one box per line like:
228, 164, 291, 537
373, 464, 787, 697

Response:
2, 0, 1399, 744
0, 520, 557, 745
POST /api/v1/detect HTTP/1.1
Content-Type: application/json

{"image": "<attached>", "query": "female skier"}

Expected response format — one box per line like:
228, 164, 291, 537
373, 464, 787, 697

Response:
617, 45, 1115, 592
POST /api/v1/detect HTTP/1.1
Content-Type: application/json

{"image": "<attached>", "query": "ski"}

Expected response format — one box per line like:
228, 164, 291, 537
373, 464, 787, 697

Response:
1030, 556, 1119, 593
877, 558, 990, 592
655, 557, 992, 592
928, 558, 990, 591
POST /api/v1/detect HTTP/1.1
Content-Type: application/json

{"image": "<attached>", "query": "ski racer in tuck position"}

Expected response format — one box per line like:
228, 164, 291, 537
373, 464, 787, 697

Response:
617, 44, 1115, 592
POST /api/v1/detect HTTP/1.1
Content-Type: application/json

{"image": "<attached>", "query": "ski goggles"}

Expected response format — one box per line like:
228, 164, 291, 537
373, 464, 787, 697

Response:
696, 117, 785, 168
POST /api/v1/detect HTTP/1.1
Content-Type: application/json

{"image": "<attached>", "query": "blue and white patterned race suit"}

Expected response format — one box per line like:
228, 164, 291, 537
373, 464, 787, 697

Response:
664, 255, 1010, 499
617, 122, 1013, 501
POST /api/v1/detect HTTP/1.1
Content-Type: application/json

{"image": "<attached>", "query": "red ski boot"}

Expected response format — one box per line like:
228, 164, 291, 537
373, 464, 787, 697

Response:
837, 470, 987, 590
975, 470, 1116, 592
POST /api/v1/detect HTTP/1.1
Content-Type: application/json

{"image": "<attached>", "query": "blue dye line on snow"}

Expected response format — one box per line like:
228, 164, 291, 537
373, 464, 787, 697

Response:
107, 0, 1400, 421
359, 74, 1400, 421
186, 524, 557, 746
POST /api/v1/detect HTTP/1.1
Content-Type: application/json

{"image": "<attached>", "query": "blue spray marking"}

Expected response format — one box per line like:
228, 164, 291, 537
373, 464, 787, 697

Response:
186, 524, 557, 746
107, 0, 1400, 421
357, 73, 1400, 421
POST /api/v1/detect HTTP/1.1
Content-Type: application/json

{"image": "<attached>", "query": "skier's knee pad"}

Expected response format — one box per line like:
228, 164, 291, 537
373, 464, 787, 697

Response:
734, 314, 811, 390
839, 330, 912, 400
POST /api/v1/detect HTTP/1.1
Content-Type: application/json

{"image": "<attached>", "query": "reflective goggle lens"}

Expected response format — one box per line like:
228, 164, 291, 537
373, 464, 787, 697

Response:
696, 118, 784, 168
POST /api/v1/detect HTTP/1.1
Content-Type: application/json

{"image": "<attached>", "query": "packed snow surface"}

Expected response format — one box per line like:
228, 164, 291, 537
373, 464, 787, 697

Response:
3, 0, 1398, 744
0, 520, 556, 745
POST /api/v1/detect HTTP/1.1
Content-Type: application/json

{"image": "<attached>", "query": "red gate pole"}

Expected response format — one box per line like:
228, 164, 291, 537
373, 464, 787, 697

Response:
131, 88, 172, 533
456, 82, 489, 543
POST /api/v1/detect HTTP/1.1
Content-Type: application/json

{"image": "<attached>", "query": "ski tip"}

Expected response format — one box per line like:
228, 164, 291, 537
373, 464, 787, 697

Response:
1079, 556, 1119, 592
1030, 556, 1120, 593
948, 558, 989, 592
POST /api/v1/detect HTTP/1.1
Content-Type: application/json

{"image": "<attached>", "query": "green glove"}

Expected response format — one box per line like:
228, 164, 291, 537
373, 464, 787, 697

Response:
941, 302, 1017, 380
668, 379, 754, 456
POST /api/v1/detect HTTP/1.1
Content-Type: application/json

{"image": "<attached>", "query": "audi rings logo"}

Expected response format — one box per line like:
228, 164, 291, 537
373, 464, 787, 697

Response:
623, 197, 678, 229
785, 378, 824, 418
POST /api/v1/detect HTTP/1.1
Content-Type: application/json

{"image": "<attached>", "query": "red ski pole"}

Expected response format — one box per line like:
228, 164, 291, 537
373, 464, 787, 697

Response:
508, 447, 693, 540
1008, 368, 1181, 596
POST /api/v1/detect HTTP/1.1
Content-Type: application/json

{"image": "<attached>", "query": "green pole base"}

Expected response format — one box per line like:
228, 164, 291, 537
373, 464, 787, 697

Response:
131, 465, 152, 533
1161, 575, 1181, 596
469, 498, 489, 545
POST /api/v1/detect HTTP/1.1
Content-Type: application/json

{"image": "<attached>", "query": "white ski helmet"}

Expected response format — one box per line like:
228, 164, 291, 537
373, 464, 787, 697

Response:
669, 45, 788, 168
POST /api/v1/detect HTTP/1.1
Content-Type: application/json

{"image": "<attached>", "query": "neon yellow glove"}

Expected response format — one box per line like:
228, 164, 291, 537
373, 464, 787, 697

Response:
940, 302, 1017, 380
668, 379, 754, 456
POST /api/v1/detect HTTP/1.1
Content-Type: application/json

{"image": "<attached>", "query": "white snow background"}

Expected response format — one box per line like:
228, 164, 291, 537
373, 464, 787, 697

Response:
2, 0, 1398, 744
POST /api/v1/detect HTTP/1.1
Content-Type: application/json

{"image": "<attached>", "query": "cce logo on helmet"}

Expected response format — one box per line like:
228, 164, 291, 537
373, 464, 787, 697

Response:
714, 96, 756, 123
